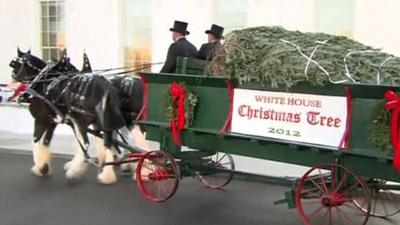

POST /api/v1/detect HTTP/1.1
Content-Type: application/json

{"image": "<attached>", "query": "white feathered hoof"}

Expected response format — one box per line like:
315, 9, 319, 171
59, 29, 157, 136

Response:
97, 166, 117, 185
63, 161, 73, 171
65, 160, 87, 180
31, 163, 51, 176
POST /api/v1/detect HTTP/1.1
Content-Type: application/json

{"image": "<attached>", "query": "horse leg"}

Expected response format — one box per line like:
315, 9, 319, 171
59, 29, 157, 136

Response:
64, 120, 88, 180
130, 124, 150, 151
31, 120, 53, 176
92, 134, 106, 165
118, 126, 137, 173
129, 125, 154, 180
97, 131, 117, 185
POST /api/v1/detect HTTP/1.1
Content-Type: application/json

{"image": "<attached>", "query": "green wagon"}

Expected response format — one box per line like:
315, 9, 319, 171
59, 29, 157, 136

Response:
131, 57, 400, 225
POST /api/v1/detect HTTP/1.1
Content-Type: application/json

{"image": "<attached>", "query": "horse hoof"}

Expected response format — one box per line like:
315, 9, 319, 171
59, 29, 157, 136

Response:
31, 164, 51, 176
66, 170, 83, 180
31, 166, 43, 176
97, 170, 117, 185
40, 163, 50, 176
65, 162, 87, 180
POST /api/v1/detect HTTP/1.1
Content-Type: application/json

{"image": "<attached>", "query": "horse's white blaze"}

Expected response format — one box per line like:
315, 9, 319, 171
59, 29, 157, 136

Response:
65, 141, 87, 180
97, 148, 117, 185
31, 141, 51, 176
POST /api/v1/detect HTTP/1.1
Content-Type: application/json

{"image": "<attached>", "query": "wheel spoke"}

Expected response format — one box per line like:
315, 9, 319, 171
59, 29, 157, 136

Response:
331, 165, 337, 191
143, 161, 154, 171
341, 197, 356, 203
341, 182, 360, 197
336, 207, 357, 225
157, 181, 161, 200
387, 190, 400, 207
302, 200, 322, 205
198, 153, 234, 189
335, 207, 345, 225
309, 177, 328, 194
307, 205, 325, 217
320, 208, 329, 225
328, 208, 333, 225
137, 151, 179, 202
317, 168, 329, 193
334, 171, 348, 194
380, 195, 389, 215
372, 194, 378, 213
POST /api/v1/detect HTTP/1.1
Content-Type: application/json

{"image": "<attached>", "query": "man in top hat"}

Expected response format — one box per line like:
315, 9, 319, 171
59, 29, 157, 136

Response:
160, 20, 198, 73
197, 24, 224, 61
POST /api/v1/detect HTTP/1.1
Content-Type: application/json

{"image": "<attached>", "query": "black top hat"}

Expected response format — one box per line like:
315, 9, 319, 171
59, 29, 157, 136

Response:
205, 24, 224, 39
169, 20, 190, 35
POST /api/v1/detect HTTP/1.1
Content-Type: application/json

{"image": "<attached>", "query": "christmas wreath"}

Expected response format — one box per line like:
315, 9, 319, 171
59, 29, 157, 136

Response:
369, 100, 392, 155
370, 90, 400, 173
163, 82, 198, 145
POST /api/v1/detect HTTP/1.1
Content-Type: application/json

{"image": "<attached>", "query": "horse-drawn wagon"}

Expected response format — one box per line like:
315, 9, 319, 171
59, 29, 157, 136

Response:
129, 57, 400, 225
10, 46, 400, 225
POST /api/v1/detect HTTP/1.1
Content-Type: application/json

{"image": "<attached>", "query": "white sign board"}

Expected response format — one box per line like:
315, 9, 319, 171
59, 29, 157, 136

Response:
231, 89, 348, 148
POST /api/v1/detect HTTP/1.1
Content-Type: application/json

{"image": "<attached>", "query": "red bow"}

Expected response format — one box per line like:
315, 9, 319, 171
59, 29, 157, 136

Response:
385, 90, 400, 173
169, 82, 186, 145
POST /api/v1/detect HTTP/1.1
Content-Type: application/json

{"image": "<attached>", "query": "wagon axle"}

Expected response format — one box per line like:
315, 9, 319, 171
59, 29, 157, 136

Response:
320, 194, 345, 207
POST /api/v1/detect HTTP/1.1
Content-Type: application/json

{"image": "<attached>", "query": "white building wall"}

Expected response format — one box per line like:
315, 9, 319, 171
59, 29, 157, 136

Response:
353, 0, 400, 55
247, 0, 318, 32
0, 0, 40, 83
2, 0, 400, 177
151, 0, 217, 72
65, 0, 123, 70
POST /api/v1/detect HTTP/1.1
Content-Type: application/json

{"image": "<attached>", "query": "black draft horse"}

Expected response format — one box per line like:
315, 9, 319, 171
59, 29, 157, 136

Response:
10, 49, 146, 184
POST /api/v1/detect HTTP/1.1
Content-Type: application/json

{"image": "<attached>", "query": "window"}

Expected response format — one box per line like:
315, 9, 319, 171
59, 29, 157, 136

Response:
123, 0, 152, 71
41, 0, 65, 62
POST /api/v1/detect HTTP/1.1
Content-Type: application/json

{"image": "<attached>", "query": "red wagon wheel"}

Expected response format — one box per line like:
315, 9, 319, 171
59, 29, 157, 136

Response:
353, 179, 400, 218
295, 163, 371, 225
136, 151, 180, 202
198, 152, 235, 189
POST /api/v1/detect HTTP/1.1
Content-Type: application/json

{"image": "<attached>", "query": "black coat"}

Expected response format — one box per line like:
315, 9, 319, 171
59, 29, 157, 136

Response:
160, 38, 198, 73
197, 42, 221, 61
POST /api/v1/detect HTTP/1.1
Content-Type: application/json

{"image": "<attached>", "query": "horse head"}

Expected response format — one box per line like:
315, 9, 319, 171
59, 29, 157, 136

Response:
49, 49, 79, 74
10, 48, 47, 82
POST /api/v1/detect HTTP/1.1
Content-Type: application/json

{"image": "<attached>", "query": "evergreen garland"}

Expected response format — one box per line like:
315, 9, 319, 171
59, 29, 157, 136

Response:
369, 100, 393, 154
162, 83, 198, 127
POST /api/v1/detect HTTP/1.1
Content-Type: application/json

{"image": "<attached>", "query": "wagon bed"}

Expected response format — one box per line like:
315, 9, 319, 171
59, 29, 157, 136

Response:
133, 57, 400, 225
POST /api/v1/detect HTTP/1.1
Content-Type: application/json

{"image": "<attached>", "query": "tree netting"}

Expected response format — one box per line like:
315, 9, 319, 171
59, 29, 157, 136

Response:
208, 26, 400, 88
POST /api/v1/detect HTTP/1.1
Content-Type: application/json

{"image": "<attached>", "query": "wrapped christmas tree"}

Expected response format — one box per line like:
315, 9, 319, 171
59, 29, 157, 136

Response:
209, 26, 400, 88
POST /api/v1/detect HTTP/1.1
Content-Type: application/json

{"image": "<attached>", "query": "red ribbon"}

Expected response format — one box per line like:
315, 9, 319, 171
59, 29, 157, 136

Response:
169, 82, 186, 145
384, 90, 400, 173
338, 86, 353, 151
221, 80, 234, 133
136, 74, 148, 121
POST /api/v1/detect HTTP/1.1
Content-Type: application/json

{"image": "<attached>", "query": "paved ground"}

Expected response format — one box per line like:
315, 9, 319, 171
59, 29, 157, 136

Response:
0, 150, 304, 225
1, 130, 399, 225
1, 150, 400, 225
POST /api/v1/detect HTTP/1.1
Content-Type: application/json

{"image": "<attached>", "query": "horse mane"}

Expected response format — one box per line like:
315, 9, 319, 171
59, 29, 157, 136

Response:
48, 49, 79, 75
